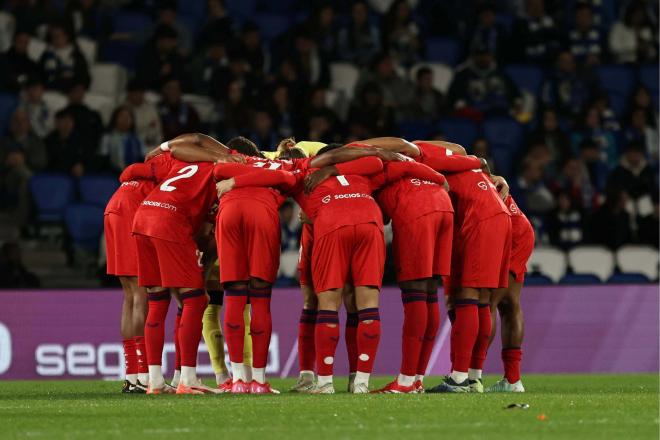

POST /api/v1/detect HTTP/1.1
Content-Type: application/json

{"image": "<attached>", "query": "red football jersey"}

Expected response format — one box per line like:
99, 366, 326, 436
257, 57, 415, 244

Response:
445, 169, 510, 226
414, 141, 483, 172
133, 157, 216, 243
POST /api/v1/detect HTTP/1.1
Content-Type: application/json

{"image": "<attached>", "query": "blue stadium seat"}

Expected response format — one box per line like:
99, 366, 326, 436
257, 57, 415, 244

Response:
29, 173, 74, 222
226, 0, 258, 20
178, 1, 206, 23
504, 64, 545, 95
0, 93, 18, 136
260, 0, 298, 13
101, 41, 141, 70
524, 274, 554, 285
112, 11, 152, 33
559, 274, 602, 285
490, 147, 514, 178
253, 13, 292, 41
79, 175, 119, 207
425, 37, 460, 65
436, 118, 479, 147
65, 203, 105, 250
639, 65, 659, 108
596, 65, 636, 116
483, 116, 523, 177
397, 121, 433, 140
607, 273, 651, 284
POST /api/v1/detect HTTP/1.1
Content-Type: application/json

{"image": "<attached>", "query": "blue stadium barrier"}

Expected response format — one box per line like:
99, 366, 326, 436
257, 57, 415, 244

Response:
559, 274, 602, 285
504, 64, 545, 95
79, 175, 119, 207
425, 37, 460, 66
253, 13, 293, 41
226, 0, 258, 20
525, 274, 554, 286
437, 118, 479, 147
0, 93, 19, 136
639, 64, 659, 108
596, 65, 636, 116
397, 120, 433, 140
29, 173, 74, 222
607, 273, 651, 284
64, 203, 105, 251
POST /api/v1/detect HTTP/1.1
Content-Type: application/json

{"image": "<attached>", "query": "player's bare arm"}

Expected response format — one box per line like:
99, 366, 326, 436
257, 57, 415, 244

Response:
359, 137, 420, 157
490, 175, 510, 201
413, 140, 467, 156
304, 156, 384, 193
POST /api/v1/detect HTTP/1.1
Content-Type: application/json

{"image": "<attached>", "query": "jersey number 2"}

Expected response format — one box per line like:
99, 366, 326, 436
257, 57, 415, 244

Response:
160, 165, 199, 192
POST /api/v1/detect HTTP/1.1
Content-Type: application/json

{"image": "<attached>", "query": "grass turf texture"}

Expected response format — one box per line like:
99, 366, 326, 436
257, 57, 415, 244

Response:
0, 374, 657, 439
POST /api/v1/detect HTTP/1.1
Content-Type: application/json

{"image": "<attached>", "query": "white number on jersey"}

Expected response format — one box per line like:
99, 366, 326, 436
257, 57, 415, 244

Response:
253, 161, 282, 170
159, 165, 199, 192
336, 175, 350, 186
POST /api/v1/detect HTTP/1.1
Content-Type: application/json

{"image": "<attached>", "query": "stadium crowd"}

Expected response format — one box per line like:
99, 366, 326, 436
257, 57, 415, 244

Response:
0, 0, 658, 288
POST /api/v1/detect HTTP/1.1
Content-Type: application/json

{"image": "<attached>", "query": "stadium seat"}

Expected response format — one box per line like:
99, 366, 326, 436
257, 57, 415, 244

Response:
639, 65, 659, 107
559, 273, 601, 285
27, 37, 46, 62
595, 65, 636, 116
182, 94, 216, 123
527, 246, 567, 283
0, 11, 15, 52
409, 62, 454, 93
524, 274, 554, 285
112, 11, 152, 33
29, 173, 74, 222
0, 92, 18, 136
64, 203, 105, 250
503, 64, 544, 96
84, 93, 114, 125
253, 13, 291, 40
79, 175, 119, 207
330, 62, 360, 101
42, 90, 68, 114
225, 0, 257, 19
483, 116, 523, 177
90, 63, 127, 104
397, 121, 432, 140
616, 245, 659, 281
607, 273, 651, 284
568, 245, 615, 282
436, 118, 479, 147
279, 250, 299, 278
425, 37, 461, 65
77, 37, 97, 66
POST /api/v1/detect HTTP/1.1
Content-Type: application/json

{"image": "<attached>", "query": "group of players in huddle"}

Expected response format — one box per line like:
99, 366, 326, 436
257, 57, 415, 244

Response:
105, 133, 533, 395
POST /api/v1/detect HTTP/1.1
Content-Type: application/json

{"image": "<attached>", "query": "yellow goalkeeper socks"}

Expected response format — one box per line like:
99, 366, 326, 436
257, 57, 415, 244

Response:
202, 303, 228, 382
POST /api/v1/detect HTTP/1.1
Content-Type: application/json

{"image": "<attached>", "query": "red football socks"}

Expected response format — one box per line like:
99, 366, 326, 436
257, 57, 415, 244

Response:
144, 290, 170, 366
174, 307, 182, 371
133, 336, 148, 375
179, 289, 207, 367
502, 347, 523, 383
223, 288, 248, 363
249, 287, 273, 369
298, 309, 317, 372
122, 338, 138, 376
450, 300, 479, 373
469, 304, 492, 371
345, 312, 358, 373
356, 308, 381, 374
315, 310, 340, 376
400, 290, 428, 376
417, 293, 440, 376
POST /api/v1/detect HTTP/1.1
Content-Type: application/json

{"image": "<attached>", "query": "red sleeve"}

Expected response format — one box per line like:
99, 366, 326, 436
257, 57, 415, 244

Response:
334, 157, 383, 176
232, 169, 298, 191
148, 152, 173, 182
214, 162, 262, 180
119, 163, 153, 182
385, 161, 446, 186
415, 141, 481, 172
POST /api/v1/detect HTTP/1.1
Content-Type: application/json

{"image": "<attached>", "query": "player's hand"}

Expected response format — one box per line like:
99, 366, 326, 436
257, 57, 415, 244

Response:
216, 178, 235, 198
304, 166, 336, 194
216, 153, 245, 164
299, 210, 312, 225
144, 146, 162, 161
479, 158, 491, 175
375, 148, 406, 162
491, 175, 509, 201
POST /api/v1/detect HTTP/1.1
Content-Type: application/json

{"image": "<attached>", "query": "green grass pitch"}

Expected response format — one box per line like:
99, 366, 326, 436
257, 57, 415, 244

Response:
1, 374, 657, 439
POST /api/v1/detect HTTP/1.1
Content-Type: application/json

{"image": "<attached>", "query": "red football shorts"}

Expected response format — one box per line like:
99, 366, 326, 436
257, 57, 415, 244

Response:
298, 223, 314, 286
134, 234, 203, 288
216, 202, 280, 284
509, 216, 535, 283
392, 211, 453, 282
311, 223, 385, 293
105, 213, 138, 277
449, 212, 512, 289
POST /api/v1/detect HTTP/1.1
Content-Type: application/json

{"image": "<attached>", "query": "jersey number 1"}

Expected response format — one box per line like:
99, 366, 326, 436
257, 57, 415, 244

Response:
160, 165, 199, 192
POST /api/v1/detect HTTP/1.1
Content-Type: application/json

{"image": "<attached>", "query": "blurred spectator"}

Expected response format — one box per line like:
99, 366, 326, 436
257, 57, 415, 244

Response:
567, 2, 604, 66
382, 0, 422, 66
608, 0, 657, 64
136, 25, 187, 91
280, 201, 300, 252
124, 79, 163, 147
302, 87, 341, 142
546, 191, 585, 249
63, 80, 103, 151
98, 105, 145, 173
9, 0, 57, 38
291, 30, 330, 88
0, 109, 47, 227
0, 29, 42, 92
637, 192, 659, 247
216, 79, 252, 138
528, 108, 571, 168
550, 156, 595, 212
141, 1, 193, 56
45, 108, 96, 177
247, 109, 278, 151
189, 39, 228, 96
623, 106, 659, 162
65, 0, 110, 40
0, 242, 40, 288
158, 78, 201, 140
590, 93, 620, 132
306, 3, 339, 60
607, 141, 655, 202
270, 83, 295, 139
347, 82, 395, 138
447, 45, 521, 118
577, 139, 608, 199
468, 3, 507, 62
39, 21, 90, 91
627, 85, 657, 129
356, 52, 414, 119
571, 104, 618, 168
368, 0, 419, 15
510, 0, 559, 64
409, 66, 445, 121
472, 137, 496, 173
232, 22, 267, 77
589, 187, 633, 249
212, 52, 259, 102
541, 51, 595, 117
524, 139, 554, 174
18, 76, 53, 138
197, 0, 233, 49
511, 158, 555, 215
338, 1, 382, 66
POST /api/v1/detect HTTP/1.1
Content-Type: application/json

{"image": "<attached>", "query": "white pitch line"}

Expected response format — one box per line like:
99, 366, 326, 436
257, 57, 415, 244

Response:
280, 340, 299, 378
424, 319, 451, 375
